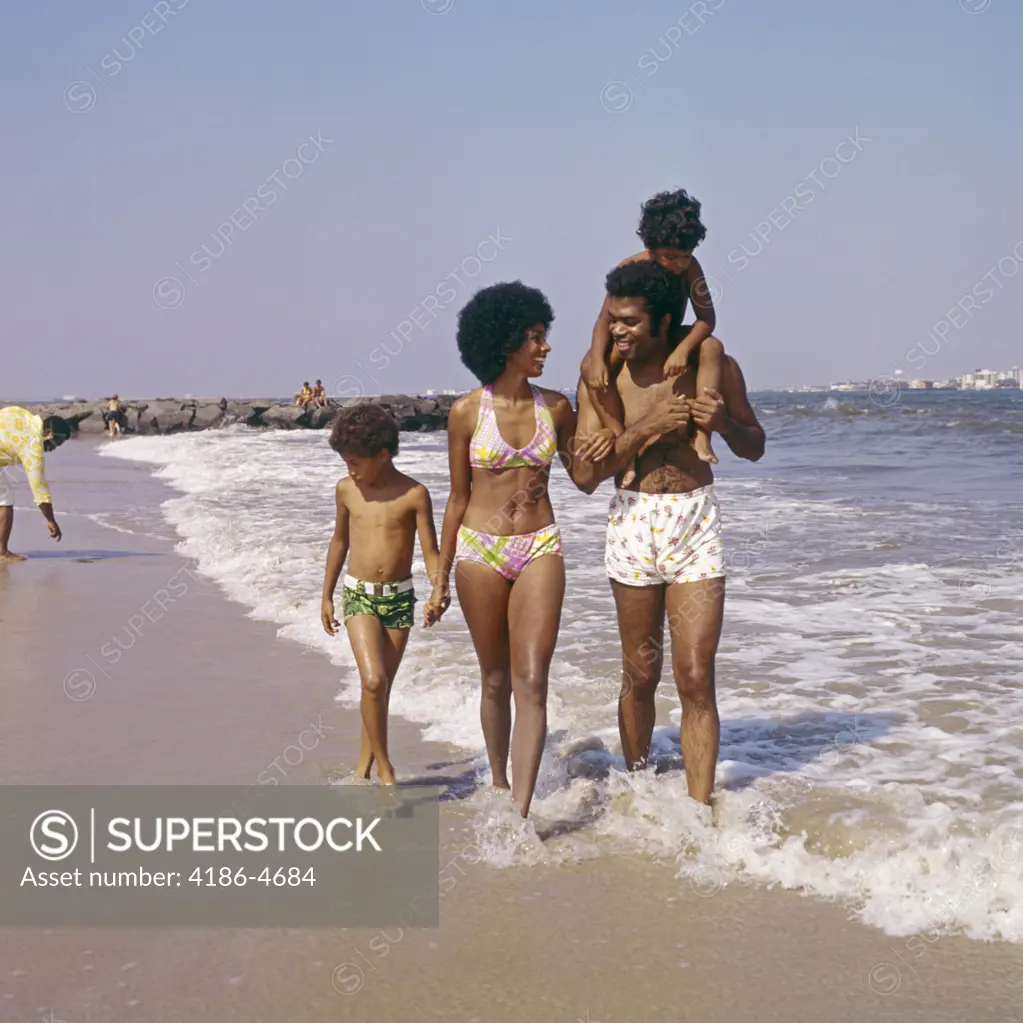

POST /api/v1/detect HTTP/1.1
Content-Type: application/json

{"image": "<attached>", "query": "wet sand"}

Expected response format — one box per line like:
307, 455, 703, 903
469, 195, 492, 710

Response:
1, 439, 1020, 1022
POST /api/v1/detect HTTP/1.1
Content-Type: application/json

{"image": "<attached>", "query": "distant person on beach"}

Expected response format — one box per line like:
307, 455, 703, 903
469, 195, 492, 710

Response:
574, 261, 765, 806
104, 395, 125, 437
0, 406, 71, 562
295, 382, 314, 407
320, 403, 448, 785
311, 380, 328, 407
432, 282, 623, 818
581, 189, 726, 469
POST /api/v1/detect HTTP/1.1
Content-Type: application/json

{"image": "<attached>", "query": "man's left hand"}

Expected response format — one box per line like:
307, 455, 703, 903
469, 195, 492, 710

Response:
689, 388, 730, 434
47, 520, 62, 542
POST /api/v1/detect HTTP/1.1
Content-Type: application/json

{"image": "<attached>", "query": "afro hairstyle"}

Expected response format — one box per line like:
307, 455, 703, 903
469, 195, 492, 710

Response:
456, 281, 554, 385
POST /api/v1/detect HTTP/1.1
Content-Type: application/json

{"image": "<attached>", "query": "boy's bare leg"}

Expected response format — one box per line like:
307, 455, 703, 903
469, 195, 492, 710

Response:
354, 626, 407, 777
582, 345, 650, 487
379, 624, 411, 779
355, 725, 374, 779
692, 337, 724, 464
346, 615, 408, 785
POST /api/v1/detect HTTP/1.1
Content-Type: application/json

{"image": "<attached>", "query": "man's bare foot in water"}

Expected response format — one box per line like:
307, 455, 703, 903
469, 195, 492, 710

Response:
0, 551, 27, 563
693, 428, 718, 464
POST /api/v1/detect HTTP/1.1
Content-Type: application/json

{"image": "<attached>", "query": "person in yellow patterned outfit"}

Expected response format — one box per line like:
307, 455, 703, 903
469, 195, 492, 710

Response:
0, 406, 72, 561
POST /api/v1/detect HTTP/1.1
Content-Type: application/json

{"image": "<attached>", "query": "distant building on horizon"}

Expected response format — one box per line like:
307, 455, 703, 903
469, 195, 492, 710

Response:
957, 367, 1020, 390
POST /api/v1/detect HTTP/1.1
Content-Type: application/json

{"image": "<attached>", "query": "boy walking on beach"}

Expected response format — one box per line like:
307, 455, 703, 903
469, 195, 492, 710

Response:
321, 403, 449, 784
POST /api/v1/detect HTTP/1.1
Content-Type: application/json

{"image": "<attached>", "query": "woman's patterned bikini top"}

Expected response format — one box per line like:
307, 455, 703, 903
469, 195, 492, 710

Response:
468, 384, 557, 470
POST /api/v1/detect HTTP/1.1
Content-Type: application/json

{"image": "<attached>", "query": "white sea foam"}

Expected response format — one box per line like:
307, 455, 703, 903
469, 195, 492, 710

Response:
102, 426, 1023, 943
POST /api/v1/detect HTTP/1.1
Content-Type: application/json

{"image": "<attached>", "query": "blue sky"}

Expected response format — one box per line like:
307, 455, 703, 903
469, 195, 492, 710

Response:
2, 0, 1021, 399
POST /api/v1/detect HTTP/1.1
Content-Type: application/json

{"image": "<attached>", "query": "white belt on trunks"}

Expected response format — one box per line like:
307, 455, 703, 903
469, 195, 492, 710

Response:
343, 575, 414, 597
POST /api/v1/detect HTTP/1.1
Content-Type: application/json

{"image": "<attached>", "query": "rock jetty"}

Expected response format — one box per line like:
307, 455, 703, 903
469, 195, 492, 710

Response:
18, 396, 458, 436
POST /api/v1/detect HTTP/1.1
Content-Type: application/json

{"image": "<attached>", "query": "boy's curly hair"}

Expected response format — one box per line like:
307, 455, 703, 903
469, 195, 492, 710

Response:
605, 261, 678, 336
637, 189, 707, 251
456, 281, 554, 384
329, 403, 399, 457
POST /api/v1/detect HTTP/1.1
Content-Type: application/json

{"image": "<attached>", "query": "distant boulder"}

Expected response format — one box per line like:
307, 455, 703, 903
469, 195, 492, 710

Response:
191, 404, 225, 430
258, 404, 310, 429
307, 405, 337, 429
149, 409, 193, 433
75, 412, 107, 435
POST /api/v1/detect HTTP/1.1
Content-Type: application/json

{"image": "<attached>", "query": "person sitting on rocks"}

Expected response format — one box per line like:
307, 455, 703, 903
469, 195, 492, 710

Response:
311, 380, 328, 407
295, 382, 314, 408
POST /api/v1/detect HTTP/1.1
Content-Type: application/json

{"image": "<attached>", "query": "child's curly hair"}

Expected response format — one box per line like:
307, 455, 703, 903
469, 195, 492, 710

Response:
637, 189, 707, 251
456, 281, 554, 384
329, 403, 399, 457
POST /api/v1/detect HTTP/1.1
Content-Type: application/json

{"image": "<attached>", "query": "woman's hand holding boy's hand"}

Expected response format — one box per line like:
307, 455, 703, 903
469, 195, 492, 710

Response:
423, 581, 451, 627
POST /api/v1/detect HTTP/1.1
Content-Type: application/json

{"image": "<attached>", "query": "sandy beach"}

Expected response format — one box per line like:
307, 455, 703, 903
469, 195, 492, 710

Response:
1, 436, 1021, 1023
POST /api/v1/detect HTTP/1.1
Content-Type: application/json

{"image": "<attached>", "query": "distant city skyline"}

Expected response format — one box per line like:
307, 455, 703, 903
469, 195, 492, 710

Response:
2, 0, 1021, 400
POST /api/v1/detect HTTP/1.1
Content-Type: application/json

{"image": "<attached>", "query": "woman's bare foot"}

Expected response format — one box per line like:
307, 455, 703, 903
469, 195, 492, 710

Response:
376, 762, 397, 786
354, 755, 373, 779
491, 775, 510, 791
693, 429, 718, 464
0, 551, 26, 563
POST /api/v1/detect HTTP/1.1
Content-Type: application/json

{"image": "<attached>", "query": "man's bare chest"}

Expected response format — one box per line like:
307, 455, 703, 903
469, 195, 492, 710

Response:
618, 368, 695, 427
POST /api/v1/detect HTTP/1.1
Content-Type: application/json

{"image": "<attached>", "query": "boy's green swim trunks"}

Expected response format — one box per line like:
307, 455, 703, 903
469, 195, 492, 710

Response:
341, 576, 416, 629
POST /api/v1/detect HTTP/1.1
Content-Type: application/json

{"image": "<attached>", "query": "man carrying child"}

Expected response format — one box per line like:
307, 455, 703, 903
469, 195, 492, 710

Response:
575, 260, 766, 805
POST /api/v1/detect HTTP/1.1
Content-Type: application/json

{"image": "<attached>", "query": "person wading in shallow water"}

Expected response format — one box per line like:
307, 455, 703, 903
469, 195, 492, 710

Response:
0, 406, 72, 562
573, 261, 766, 805
432, 281, 688, 818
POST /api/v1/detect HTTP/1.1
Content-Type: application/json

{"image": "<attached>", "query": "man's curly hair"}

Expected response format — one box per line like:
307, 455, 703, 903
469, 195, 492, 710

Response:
456, 281, 554, 384
329, 403, 399, 457
605, 261, 678, 336
637, 189, 707, 251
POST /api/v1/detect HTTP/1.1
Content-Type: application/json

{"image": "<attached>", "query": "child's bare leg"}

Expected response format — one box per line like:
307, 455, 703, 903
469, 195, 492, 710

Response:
582, 347, 652, 487
693, 337, 724, 464
377, 625, 411, 784
354, 659, 398, 776
355, 726, 374, 779
346, 616, 405, 784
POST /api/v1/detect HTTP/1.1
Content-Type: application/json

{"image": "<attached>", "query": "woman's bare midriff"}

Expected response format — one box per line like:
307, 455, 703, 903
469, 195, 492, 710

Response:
462, 465, 555, 535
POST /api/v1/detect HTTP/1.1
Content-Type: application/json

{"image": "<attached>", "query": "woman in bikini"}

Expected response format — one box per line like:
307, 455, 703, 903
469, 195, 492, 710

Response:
428, 282, 613, 818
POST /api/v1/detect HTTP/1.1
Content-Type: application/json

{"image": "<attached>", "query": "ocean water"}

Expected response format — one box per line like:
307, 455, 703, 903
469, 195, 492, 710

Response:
99, 389, 1023, 943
